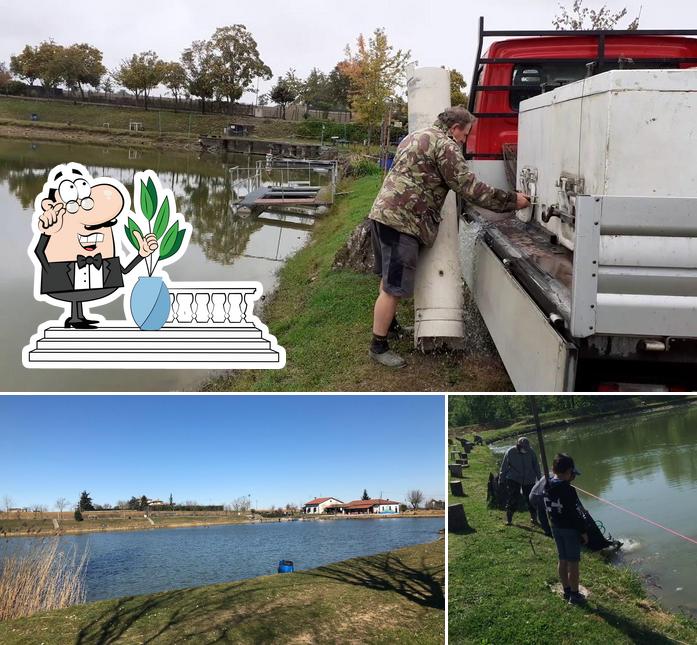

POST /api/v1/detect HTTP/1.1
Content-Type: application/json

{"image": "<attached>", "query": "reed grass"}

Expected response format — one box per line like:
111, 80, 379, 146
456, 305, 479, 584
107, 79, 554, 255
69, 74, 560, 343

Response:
0, 538, 88, 621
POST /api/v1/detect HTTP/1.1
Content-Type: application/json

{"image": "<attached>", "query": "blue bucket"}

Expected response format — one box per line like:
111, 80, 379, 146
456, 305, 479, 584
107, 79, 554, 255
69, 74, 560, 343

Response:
278, 559, 294, 573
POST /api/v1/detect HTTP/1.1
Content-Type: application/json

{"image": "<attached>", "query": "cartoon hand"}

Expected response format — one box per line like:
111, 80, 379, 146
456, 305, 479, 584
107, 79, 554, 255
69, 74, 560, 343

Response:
39, 203, 65, 235
133, 230, 159, 258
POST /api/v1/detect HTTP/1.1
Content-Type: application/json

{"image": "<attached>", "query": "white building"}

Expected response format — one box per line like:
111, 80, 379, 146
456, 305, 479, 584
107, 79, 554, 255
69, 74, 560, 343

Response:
302, 497, 344, 514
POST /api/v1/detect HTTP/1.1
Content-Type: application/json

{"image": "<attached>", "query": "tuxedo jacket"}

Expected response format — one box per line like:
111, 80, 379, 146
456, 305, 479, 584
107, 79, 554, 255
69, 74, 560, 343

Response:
34, 234, 144, 295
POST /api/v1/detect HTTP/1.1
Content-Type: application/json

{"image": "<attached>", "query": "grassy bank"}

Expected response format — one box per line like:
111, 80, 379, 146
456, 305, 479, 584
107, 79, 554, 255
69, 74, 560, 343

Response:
206, 175, 510, 392
1, 510, 444, 538
448, 438, 697, 644
450, 396, 697, 445
0, 541, 444, 644
0, 96, 318, 148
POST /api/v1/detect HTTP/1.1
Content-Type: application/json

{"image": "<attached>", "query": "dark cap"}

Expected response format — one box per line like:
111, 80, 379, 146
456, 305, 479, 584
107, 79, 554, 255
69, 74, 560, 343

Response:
552, 453, 581, 477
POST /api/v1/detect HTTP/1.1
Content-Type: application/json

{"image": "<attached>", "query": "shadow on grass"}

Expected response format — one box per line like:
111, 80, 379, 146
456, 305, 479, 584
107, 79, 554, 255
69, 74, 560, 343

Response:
310, 550, 445, 610
72, 577, 324, 645
581, 603, 678, 645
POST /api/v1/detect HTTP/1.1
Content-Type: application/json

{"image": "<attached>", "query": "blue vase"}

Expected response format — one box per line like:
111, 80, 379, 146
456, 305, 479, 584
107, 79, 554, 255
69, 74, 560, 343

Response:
130, 276, 170, 331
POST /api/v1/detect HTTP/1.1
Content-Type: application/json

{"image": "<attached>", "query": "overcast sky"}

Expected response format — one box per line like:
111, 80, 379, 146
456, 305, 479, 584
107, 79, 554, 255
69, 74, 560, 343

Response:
1, 0, 694, 102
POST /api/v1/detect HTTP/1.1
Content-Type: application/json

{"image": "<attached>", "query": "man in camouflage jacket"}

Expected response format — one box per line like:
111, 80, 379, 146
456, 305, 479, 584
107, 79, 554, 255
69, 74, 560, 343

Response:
368, 105, 530, 368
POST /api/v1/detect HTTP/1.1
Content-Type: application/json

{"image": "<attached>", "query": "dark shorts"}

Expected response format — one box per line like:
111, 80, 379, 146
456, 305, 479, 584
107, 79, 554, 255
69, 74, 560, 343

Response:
370, 219, 420, 298
552, 527, 582, 562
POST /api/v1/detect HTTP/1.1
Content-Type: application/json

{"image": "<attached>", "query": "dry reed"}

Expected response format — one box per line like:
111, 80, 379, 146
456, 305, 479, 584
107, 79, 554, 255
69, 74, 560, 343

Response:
0, 538, 88, 621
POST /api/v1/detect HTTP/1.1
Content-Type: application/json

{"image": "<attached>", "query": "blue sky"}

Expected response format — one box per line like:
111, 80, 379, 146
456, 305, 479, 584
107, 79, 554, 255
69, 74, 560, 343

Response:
0, 395, 444, 509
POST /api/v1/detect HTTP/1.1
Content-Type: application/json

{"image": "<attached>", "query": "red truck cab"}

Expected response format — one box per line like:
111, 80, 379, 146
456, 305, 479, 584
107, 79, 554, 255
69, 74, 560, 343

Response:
466, 20, 697, 160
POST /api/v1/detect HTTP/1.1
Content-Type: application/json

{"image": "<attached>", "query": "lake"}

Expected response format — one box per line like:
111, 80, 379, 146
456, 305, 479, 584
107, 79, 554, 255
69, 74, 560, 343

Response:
492, 405, 697, 617
0, 517, 443, 602
0, 138, 316, 391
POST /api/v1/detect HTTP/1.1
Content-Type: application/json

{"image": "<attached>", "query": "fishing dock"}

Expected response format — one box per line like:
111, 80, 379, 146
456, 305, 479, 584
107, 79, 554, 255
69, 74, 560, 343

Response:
230, 159, 338, 212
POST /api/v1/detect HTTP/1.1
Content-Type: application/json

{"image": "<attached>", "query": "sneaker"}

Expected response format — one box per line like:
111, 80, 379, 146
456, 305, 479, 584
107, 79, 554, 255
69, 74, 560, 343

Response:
568, 591, 587, 605
369, 349, 406, 369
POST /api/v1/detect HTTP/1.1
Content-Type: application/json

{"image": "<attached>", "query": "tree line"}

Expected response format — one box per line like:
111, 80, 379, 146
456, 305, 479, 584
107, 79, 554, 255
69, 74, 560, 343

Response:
449, 395, 675, 428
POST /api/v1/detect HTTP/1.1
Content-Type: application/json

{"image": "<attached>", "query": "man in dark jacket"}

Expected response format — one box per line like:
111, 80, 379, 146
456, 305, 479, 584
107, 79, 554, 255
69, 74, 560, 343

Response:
544, 453, 588, 605
500, 436, 541, 526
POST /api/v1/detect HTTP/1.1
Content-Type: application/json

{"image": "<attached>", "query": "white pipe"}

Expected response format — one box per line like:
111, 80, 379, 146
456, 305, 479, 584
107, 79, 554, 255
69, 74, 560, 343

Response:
408, 65, 465, 348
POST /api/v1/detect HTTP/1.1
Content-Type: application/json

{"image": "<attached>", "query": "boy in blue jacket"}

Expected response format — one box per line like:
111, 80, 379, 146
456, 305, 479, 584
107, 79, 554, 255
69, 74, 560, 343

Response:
544, 453, 589, 605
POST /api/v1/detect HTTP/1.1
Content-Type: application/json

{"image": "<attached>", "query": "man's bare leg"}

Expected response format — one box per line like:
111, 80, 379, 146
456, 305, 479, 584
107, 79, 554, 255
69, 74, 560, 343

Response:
370, 281, 406, 368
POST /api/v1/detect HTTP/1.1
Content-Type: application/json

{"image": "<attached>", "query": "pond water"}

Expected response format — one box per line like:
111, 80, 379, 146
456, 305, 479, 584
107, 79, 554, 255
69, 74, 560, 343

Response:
0, 138, 316, 391
492, 405, 697, 617
0, 517, 443, 602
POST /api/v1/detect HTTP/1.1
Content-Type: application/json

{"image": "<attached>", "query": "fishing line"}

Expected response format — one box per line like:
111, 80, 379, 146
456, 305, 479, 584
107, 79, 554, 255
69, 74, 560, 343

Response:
575, 486, 697, 547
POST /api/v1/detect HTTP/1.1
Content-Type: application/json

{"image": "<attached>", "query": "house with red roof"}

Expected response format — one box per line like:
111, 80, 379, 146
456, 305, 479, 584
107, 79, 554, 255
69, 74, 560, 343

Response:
302, 497, 344, 514
336, 498, 401, 515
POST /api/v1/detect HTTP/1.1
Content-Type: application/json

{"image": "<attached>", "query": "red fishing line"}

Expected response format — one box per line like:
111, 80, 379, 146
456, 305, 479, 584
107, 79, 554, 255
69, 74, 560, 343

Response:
575, 486, 697, 546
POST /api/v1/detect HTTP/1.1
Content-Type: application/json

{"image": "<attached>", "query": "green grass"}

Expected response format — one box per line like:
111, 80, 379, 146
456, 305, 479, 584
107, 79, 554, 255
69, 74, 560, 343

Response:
448, 439, 697, 645
0, 96, 319, 143
206, 176, 510, 392
0, 541, 444, 644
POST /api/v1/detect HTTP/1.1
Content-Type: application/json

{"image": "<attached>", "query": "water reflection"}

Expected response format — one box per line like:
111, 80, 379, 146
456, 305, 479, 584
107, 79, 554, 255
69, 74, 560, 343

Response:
0, 139, 314, 391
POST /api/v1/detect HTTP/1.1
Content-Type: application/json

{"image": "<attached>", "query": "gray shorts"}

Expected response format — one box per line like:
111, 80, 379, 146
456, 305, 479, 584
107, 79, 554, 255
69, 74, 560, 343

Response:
370, 219, 420, 298
552, 527, 582, 562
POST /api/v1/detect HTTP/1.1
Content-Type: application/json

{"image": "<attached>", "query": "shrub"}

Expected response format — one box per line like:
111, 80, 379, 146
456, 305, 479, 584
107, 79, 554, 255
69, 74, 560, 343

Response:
0, 538, 88, 620
74, 509, 83, 522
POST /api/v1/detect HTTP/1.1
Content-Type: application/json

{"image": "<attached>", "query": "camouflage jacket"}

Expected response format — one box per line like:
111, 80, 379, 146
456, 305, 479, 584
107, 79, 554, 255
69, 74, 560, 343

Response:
368, 121, 517, 246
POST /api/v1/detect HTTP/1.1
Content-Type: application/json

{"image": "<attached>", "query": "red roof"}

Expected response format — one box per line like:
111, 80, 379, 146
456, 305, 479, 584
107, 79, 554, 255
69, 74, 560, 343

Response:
304, 497, 342, 506
342, 498, 399, 509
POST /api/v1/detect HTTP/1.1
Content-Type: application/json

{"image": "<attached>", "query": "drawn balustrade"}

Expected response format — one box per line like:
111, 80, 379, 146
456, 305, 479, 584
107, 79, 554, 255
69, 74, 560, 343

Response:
166, 284, 259, 326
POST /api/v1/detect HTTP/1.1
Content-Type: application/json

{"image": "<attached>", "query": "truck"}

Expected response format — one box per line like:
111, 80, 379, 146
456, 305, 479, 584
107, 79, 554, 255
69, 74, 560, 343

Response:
461, 18, 697, 391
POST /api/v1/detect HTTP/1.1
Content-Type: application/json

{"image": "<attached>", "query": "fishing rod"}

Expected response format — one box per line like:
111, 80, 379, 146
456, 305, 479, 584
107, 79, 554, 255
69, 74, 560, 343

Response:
529, 396, 550, 480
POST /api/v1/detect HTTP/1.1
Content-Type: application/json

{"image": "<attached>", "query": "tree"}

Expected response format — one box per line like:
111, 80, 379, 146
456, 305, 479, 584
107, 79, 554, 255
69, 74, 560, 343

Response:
55, 497, 68, 519
78, 490, 94, 512
327, 64, 351, 111
126, 496, 140, 510
448, 68, 468, 107
101, 77, 113, 100
163, 61, 188, 110
553, 1, 641, 30
168, 493, 174, 508
361, 489, 370, 500
1, 495, 13, 512
230, 496, 251, 513
139, 495, 149, 511
113, 51, 165, 109
270, 68, 302, 119
339, 28, 410, 144
62, 43, 105, 100
407, 489, 424, 510
181, 39, 217, 114
10, 45, 41, 86
74, 508, 83, 522
208, 25, 272, 104
0, 62, 13, 91
34, 40, 66, 94
301, 68, 333, 113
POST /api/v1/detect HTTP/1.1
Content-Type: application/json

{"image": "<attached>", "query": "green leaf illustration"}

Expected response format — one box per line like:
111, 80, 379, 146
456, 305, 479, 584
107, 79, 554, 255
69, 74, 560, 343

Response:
125, 217, 143, 251
160, 228, 186, 260
140, 179, 155, 220
153, 197, 170, 239
159, 221, 180, 259
146, 178, 158, 215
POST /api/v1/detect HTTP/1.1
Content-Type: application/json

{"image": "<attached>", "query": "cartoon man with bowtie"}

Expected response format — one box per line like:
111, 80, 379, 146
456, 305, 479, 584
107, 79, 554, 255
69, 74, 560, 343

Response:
33, 163, 158, 328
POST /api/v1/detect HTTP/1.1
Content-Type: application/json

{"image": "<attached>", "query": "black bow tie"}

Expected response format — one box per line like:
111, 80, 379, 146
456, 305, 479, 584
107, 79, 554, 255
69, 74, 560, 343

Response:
76, 254, 103, 270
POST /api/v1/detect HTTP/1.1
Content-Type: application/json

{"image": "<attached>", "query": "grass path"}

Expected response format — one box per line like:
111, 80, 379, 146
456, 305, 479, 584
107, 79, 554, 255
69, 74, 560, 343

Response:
448, 436, 697, 644
0, 541, 443, 644
206, 175, 511, 392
